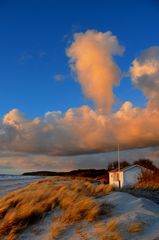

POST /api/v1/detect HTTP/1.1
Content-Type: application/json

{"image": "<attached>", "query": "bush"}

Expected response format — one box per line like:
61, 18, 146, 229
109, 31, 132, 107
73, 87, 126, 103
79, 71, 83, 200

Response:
135, 169, 159, 190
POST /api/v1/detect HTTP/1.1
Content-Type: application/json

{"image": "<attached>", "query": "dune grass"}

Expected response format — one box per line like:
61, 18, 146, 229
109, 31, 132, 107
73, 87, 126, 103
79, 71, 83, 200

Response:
0, 177, 113, 240
50, 180, 113, 239
0, 179, 58, 240
128, 222, 144, 233
135, 170, 159, 190
95, 219, 122, 240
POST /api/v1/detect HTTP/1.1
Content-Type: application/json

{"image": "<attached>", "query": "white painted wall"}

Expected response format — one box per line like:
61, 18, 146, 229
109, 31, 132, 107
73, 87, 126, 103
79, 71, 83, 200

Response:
123, 166, 141, 187
109, 171, 124, 188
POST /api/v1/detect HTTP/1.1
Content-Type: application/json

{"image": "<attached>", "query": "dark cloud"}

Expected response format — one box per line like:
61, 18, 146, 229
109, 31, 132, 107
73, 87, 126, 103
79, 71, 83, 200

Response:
130, 47, 159, 108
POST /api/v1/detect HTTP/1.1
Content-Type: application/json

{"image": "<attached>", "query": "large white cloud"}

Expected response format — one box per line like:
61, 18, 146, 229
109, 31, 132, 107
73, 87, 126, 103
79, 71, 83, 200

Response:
67, 30, 124, 113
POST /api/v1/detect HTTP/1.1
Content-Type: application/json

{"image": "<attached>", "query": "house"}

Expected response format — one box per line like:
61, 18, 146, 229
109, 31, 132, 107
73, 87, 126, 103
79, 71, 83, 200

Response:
109, 164, 148, 188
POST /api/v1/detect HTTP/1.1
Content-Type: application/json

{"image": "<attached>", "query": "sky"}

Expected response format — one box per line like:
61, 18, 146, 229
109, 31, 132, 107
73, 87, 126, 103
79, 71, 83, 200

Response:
0, 0, 159, 173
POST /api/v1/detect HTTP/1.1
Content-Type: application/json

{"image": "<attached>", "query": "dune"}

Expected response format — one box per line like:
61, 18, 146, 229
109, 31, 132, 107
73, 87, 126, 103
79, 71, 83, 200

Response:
0, 177, 158, 240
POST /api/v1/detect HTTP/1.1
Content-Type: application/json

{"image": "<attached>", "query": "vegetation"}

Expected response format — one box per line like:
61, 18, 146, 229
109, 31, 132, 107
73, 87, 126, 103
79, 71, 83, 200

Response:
134, 159, 159, 171
23, 169, 107, 178
107, 161, 130, 171
22, 159, 159, 188
95, 220, 122, 240
0, 177, 113, 240
128, 222, 144, 233
135, 168, 159, 190
1, 158, 158, 239
108, 159, 159, 171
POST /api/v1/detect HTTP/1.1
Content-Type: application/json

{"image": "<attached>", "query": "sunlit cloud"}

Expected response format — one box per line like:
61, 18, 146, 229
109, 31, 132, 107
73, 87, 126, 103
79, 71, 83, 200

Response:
67, 30, 124, 113
1, 102, 159, 158
1, 30, 159, 171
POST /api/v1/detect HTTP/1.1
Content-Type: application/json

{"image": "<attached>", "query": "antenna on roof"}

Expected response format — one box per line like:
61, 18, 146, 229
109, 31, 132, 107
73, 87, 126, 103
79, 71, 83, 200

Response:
118, 144, 120, 172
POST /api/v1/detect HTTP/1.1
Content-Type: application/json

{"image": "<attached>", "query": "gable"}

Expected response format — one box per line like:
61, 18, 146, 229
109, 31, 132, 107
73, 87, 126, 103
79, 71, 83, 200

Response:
122, 164, 145, 172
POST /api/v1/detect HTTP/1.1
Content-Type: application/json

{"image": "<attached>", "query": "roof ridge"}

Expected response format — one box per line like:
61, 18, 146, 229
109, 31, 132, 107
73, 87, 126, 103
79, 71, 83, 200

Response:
109, 164, 145, 172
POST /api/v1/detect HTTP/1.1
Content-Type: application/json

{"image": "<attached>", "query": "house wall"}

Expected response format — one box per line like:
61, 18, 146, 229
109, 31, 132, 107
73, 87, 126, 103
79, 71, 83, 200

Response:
109, 172, 124, 188
123, 166, 141, 187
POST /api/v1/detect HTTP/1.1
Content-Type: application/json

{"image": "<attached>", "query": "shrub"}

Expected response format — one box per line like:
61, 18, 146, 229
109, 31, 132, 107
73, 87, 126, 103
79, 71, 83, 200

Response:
135, 169, 159, 190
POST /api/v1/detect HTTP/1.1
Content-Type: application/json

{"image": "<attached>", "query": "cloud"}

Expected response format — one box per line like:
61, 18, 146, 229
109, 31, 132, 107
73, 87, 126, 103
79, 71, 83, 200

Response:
130, 47, 159, 108
1, 30, 159, 172
0, 102, 159, 159
3, 109, 26, 126
66, 30, 124, 113
4, 42, 159, 162
1, 147, 159, 174
53, 74, 65, 81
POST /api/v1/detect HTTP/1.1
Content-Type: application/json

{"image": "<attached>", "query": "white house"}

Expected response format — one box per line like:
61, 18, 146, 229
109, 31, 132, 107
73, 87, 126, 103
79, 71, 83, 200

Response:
109, 164, 148, 188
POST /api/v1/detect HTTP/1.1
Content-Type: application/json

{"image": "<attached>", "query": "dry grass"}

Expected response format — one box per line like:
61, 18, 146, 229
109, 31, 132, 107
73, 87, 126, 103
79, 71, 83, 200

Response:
51, 221, 69, 240
70, 180, 113, 197
95, 219, 122, 240
50, 181, 113, 239
0, 179, 58, 240
135, 170, 159, 190
76, 225, 89, 240
0, 178, 113, 240
128, 222, 144, 233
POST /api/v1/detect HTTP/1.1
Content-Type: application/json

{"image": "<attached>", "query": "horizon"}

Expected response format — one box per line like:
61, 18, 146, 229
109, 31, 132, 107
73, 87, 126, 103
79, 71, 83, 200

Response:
2, 157, 158, 176
0, 0, 159, 174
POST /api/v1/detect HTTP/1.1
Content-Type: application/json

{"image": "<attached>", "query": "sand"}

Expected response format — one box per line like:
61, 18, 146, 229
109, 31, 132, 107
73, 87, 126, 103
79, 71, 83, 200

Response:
0, 178, 159, 240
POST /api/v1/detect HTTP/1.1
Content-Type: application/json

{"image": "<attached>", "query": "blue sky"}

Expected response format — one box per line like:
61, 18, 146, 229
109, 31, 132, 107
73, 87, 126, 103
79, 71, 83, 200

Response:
0, 0, 159, 118
1, 0, 159, 173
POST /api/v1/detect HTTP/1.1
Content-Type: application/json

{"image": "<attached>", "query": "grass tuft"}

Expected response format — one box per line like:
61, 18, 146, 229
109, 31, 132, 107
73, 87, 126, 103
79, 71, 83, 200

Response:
128, 222, 144, 233
95, 219, 122, 240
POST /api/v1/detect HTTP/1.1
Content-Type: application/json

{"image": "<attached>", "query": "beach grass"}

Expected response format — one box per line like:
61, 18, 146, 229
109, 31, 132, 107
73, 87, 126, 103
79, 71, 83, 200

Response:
0, 177, 113, 240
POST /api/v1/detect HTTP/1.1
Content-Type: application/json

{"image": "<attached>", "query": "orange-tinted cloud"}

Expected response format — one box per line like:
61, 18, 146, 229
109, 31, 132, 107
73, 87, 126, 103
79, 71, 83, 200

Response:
67, 30, 124, 113
1, 103, 159, 156
1, 31, 159, 171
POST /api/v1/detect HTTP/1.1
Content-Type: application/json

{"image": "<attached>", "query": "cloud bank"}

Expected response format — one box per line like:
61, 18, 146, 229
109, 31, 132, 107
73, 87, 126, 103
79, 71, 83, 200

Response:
1, 30, 159, 171
1, 102, 159, 157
